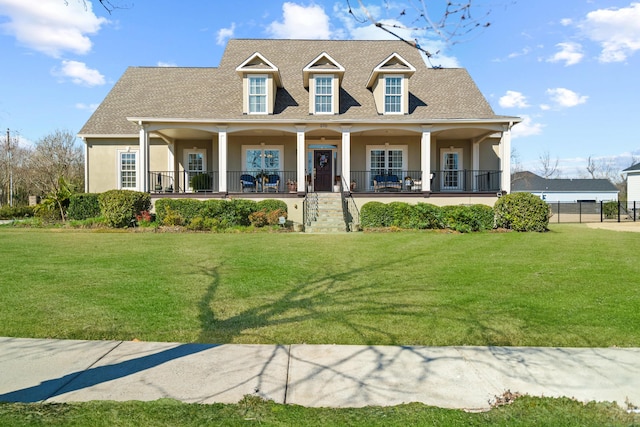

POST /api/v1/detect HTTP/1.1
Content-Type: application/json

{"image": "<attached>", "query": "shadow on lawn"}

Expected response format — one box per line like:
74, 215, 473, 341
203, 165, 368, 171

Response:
195, 257, 426, 345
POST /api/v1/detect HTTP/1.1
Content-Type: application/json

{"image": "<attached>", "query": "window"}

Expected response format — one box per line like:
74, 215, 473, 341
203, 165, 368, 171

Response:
248, 75, 267, 114
366, 145, 407, 188
384, 76, 402, 114
119, 151, 137, 190
314, 76, 333, 114
244, 146, 283, 173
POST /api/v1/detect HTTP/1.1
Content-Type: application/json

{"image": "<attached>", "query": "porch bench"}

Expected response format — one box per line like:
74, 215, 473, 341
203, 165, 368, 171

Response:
373, 175, 402, 192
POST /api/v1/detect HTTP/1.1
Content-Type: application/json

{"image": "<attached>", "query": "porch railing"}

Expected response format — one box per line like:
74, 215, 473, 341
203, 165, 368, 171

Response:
149, 169, 502, 194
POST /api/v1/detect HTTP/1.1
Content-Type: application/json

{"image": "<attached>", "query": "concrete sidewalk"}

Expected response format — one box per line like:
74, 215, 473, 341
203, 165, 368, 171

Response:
0, 337, 638, 410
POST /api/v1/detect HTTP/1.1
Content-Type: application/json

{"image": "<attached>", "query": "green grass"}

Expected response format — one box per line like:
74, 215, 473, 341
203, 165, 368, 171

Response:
0, 396, 638, 426
1, 224, 639, 347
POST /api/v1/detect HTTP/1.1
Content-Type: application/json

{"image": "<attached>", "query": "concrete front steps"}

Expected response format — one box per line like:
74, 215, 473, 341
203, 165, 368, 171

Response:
305, 192, 348, 233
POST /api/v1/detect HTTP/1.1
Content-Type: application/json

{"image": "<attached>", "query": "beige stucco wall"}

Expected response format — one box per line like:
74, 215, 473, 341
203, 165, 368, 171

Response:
86, 138, 168, 193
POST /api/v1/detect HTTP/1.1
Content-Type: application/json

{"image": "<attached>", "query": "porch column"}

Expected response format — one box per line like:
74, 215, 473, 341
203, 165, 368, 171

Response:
500, 123, 512, 194
82, 138, 89, 193
138, 123, 149, 192
341, 126, 351, 190
421, 126, 431, 193
218, 126, 228, 193
472, 139, 480, 192
296, 126, 306, 194
167, 142, 175, 178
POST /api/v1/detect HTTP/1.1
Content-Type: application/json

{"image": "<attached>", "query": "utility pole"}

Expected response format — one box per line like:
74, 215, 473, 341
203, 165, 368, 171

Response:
6, 128, 13, 207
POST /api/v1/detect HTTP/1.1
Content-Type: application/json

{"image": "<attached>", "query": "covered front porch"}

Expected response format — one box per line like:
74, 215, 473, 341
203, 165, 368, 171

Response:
134, 119, 513, 197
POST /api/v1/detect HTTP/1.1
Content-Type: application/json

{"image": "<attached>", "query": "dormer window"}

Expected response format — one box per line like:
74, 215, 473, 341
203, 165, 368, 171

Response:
366, 53, 416, 115
236, 53, 282, 115
314, 75, 333, 114
303, 52, 345, 115
384, 76, 403, 114
248, 75, 267, 114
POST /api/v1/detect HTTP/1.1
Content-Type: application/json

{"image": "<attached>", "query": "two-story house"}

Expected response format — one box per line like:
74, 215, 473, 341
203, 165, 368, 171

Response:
79, 39, 520, 225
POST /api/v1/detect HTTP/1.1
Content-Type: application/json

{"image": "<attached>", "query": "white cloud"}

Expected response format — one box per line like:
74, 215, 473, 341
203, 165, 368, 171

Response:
511, 115, 544, 138
499, 90, 530, 109
53, 60, 105, 86
157, 61, 177, 67
75, 102, 99, 111
546, 87, 588, 108
547, 42, 584, 66
216, 23, 235, 46
560, 18, 573, 26
0, 0, 107, 58
579, 2, 640, 62
266, 2, 331, 39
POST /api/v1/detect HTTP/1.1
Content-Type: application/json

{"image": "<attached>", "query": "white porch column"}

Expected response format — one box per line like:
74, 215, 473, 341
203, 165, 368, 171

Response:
420, 126, 432, 192
138, 123, 149, 192
341, 126, 351, 190
296, 126, 306, 193
218, 126, 228, 193
82, 138, 89, 193
472, 139, 480, 192
500, 123, 512, 194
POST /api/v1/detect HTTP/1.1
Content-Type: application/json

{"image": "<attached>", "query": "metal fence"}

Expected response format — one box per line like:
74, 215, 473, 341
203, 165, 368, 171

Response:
547, 201, 639, 223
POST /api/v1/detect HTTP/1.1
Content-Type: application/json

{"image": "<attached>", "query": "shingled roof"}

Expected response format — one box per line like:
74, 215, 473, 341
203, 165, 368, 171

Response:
512, 171, 618, 192
80, 39, 509, 136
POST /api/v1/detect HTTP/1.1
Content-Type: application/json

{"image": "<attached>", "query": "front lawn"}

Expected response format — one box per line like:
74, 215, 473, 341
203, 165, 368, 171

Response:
0, 224, 638, 347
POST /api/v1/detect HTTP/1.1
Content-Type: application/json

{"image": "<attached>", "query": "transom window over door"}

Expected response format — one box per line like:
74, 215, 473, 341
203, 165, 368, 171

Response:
118, 151, 137, 190
248, 75, 267, 114
384, 76, 402, 114
314, 76, 333, 113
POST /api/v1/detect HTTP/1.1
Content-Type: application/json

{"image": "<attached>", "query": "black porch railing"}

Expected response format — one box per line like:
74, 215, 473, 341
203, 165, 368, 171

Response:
148, 169, 502, 194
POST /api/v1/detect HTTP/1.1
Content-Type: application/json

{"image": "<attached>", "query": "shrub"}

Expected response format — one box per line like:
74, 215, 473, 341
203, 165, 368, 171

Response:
388, 202, 413, 228
223, 199, 257, 226
98, 190, 151, 228
468, 204, 496, 231
360, 202, 392, 227
256, 199, 288, 214
440, 205, 474, 233
190, 173, 212, 191
155, 199, 202, 225
603, 201, 618, 219
248, 210, 269, 227
161, 206, 184, 226
68, 193, 101, 220
0, 205, 35, 220
408, 203, 444, 229
494, 192, 549, 232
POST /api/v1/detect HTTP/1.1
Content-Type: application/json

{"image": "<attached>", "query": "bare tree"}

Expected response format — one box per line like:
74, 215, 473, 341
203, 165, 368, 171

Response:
347, 0, 498, 62
537, 151, 559, 179
27, 130, 84, 219
67, 0, 129, 14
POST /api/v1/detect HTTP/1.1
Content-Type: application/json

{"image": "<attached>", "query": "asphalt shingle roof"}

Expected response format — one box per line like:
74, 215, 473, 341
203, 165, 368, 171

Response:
80, 39, 509, 136
512, 171, 618, 192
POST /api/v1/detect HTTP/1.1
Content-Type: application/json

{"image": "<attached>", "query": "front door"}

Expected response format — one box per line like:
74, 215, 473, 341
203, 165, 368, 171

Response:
314, 150, 332, 192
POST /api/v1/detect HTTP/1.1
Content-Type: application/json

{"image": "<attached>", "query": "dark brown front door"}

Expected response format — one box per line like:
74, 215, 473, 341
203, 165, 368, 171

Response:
314, 150, 332, 192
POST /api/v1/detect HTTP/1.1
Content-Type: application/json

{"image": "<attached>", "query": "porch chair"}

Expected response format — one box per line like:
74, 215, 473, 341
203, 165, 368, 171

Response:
240, 174, 257, 192
373, 174, 402, 192
264, 174, 280, 192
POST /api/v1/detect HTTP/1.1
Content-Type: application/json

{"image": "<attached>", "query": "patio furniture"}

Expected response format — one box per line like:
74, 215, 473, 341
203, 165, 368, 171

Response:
264, 174, 280, 192
240, 174, 257, 192
373, 174, 402, 192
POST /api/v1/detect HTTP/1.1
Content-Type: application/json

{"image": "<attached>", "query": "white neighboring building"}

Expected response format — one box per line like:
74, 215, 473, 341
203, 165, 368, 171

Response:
511, 171, 619, 203
623, 163, 640, 207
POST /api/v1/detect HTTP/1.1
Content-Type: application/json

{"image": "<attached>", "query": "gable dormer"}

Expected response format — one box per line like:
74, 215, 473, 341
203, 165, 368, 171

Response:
303, 52, 345, 115
236, 53, 282, 115
366, 53, 416, 115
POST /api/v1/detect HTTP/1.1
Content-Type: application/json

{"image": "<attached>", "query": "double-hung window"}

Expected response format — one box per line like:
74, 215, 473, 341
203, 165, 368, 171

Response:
314, 76, 333, 114
119, 151, 137, 190
384, 76, 403, 114
248, 75, 267, 114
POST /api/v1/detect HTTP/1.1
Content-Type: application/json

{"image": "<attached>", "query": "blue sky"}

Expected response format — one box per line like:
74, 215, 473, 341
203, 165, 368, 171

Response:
1, 0, 639, 177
